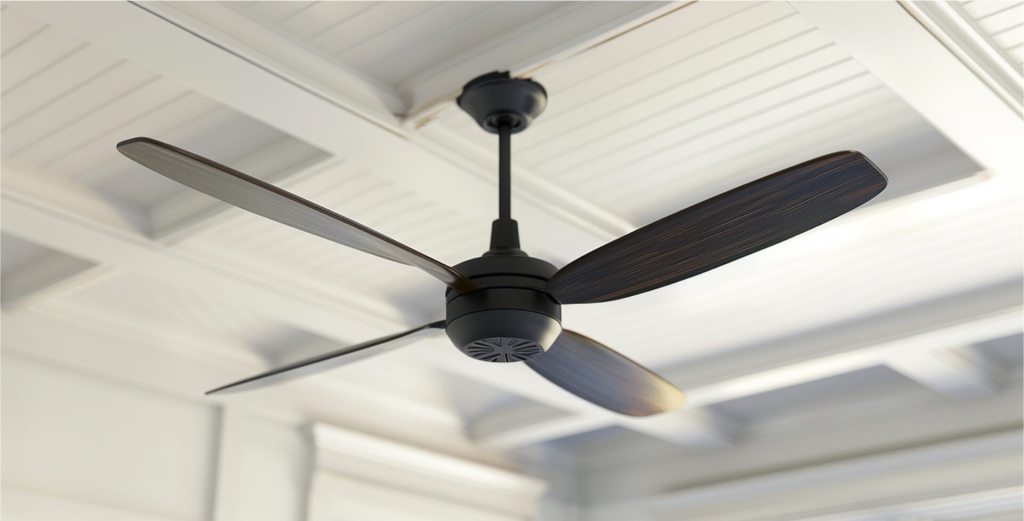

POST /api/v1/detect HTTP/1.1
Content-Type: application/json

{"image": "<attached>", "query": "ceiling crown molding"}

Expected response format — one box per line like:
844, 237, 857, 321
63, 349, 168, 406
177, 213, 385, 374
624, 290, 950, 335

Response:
313, 423, 547, 518
900, 0, 1023, 116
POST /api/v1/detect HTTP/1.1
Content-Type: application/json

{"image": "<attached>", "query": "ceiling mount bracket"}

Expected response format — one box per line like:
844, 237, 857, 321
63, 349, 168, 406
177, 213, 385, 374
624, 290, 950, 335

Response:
457, 71, 547, 134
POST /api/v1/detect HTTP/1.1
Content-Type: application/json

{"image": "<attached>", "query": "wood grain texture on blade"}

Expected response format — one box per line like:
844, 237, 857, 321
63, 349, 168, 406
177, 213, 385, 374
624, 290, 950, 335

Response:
525, 330, 686, 416
206, 321, 445, 395
548, 152, 887, 304
116, 137, 475, 293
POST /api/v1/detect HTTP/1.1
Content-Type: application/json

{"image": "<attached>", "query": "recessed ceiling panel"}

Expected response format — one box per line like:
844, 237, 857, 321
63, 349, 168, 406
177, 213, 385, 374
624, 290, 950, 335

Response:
175, 161, 486, 317
54, 270, 280, 347
426, 1, 980, 226
1, 233, 100, 308
1, 4, 328, 235
970, 333, 1024, 370
229, 2, 624, 87
709, 365, 929, 425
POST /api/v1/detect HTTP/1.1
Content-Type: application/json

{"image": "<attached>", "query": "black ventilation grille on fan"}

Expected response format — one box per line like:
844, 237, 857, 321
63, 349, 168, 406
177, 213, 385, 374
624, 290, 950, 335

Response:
465, 337, 543, 362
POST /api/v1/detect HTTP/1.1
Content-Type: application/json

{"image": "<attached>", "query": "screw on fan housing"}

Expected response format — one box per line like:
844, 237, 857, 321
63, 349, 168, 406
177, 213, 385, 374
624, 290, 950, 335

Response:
445, 71, 560, 363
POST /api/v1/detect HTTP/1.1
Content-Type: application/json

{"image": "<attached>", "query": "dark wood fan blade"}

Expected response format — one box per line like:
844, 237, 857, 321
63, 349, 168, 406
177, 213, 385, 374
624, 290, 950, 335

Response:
117, 137, 475, 293
548, 151, 887, 303
525, 329, 685, 416
207, 321, 445, 395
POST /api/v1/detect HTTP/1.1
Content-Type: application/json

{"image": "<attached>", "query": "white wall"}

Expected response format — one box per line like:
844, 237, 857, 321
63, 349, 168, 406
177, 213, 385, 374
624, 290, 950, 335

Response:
0, 348, 551, 521
1, 352, 311, 521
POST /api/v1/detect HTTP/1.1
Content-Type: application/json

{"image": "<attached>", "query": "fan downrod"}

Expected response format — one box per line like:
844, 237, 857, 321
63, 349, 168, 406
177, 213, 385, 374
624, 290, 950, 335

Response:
457, 71, 547, 134
443, 72, 560, 363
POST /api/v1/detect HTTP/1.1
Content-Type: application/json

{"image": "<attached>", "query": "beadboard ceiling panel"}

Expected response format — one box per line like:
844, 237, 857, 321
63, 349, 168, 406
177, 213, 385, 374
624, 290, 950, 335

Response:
425, 1, 980, 226
174, 160, 485, 317
53, 269, 291, 353
959, 0, 1024, 66
708, 365, 929, 425
229, 1, 634, 87
1, 6, 326, 224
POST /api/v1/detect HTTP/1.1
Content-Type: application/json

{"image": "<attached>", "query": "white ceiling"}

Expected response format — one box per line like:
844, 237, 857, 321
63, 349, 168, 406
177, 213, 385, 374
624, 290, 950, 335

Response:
2, 1, 1022, 519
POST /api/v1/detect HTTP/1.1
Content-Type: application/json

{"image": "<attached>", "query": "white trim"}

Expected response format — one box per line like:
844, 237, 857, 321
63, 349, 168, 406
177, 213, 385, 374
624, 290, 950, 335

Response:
314, 423, 546, 496
0, 487, 183, 521
901, 1, 1023, 116
790, 1, 1024, 178
137, 1, 406, 128
886, 344, 999, 399
400, 2, 685, 118
802, 487, 1023, 521
0, 252, 108, 309
312, 423, 547, 519
1, 168, 405, 340
650, 430, 1023, 519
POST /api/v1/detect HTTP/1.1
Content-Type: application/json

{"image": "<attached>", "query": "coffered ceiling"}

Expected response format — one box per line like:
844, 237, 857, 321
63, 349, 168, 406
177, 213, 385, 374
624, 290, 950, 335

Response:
2, 2, 1022, 519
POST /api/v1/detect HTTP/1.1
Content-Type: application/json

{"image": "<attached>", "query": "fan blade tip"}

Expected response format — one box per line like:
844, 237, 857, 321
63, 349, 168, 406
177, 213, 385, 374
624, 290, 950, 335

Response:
205, 380, 249, 395
116, 136, 157, 150
839, 150, 887, 180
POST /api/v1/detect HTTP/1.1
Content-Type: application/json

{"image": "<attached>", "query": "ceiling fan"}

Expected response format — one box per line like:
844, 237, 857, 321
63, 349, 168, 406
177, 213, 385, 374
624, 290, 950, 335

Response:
117, 71, 887, 417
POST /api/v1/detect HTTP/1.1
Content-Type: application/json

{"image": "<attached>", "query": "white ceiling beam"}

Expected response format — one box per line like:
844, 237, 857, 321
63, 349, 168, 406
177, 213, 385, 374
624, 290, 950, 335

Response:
16, 1, 609, 259
313, 423, 546, 519
0, 251, 108, 309
576, 377, 1023, 505
467, 306, 1022, 449
1, 487, 180, 521
900, 1, 1023, 115
1, 167, 405, 344
1, 308, 486, 464
790, 1, 1024, 178
399, 2, 684, 118
885, 345, 999, 399
648, 429, 1023, 519
659, 280, 1024, 387
467, 402, 611, 451
416, 346, 740, 449
136, 1, 405, 129
686, 310, 1018, 406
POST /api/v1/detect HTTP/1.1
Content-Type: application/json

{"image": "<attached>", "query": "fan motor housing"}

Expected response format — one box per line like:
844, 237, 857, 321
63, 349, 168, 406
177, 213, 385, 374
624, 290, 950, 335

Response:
445, 255, 561, 363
